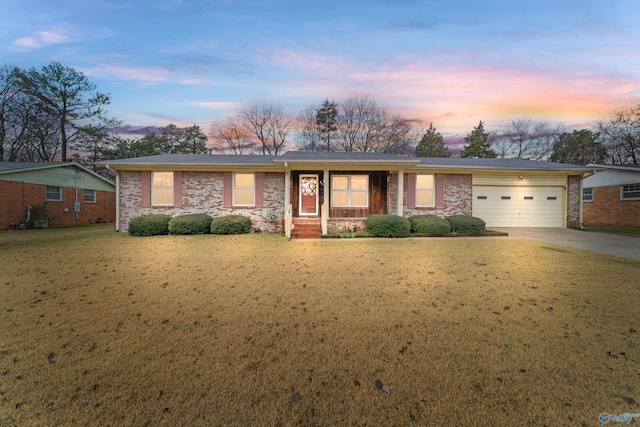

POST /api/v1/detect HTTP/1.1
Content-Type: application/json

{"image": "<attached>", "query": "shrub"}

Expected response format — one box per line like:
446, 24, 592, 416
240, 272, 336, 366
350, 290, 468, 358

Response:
445, 215, 486, 235
168, 213, 213, 235
409, 215, 451, 236
210, 215, 252, 235
365, 214, 411, 238
128, 214, 172, 236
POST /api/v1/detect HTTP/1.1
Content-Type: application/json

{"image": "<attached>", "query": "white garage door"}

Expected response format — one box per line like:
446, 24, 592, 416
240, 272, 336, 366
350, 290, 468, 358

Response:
473, 186, 564, 227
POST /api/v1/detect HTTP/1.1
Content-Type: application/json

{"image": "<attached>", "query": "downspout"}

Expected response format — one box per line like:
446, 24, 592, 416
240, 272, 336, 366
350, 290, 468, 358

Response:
74, 170, 80, 221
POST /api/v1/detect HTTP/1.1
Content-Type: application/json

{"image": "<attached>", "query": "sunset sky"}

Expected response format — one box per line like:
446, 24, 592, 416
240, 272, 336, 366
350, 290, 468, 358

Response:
3, 0, 640, 139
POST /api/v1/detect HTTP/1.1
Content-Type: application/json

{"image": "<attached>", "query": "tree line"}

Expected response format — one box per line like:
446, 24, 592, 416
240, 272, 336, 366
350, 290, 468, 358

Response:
2, 62, 639, 170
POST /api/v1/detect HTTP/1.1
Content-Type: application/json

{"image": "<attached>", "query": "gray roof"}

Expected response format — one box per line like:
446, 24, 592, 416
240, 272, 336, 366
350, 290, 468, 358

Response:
0, 161, 69, 172
99, 153, 278, 166
98, 152, 590, 172
586, 163, 640, 172
278, 151, 417, 163
418, 157, 590, 171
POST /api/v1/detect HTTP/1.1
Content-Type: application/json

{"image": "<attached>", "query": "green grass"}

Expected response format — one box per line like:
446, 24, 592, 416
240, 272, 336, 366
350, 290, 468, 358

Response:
1, 225, 639, 426
584, 225, 640, 238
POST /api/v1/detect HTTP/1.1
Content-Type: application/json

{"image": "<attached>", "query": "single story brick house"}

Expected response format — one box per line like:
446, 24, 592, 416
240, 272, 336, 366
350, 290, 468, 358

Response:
0, 162, 116, 229
99, 152, 589, 237
582, 164, 640, 226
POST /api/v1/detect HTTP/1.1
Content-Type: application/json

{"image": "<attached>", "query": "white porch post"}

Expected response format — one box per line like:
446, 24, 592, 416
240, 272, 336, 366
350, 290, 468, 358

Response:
284, 167, 292, 238
115, 171, 120, 232
397, 170, 404, 216
321, 169, 329, 235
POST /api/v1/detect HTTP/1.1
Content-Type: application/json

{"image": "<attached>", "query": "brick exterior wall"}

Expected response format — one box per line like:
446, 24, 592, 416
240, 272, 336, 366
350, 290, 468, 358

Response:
566, 175, 582, 229
0, 181, 115, 229
388, 172, 473, 217
582, 185, 640, 226
328, 173, 473, 233
118, 171, 285, 232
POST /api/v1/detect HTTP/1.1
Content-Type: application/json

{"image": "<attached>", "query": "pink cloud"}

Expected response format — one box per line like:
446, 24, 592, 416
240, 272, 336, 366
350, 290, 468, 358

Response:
81, 63, 173, 85
12, 28, 72, 51
190, 101, 242, 110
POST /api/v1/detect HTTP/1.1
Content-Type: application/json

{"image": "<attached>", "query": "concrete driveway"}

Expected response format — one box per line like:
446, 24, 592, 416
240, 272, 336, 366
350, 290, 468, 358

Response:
492, 228, 640, 260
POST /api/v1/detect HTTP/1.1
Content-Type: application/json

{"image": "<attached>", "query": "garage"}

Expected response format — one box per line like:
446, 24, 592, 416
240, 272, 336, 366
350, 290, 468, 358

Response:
473, 185, 564, 227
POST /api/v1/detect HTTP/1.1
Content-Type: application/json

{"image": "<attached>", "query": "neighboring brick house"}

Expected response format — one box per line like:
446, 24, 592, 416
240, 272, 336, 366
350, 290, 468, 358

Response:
98, 152, 589, 237
0, 162, 116, 229
582, 164, 640, 226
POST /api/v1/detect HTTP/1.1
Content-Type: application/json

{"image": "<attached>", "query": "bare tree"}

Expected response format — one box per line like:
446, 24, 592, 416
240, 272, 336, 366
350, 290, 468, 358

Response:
240, 102, 293, 155
598, 103, 640, 164
296, 106, 323, 152
210, 116, 256, 154
335, 95, 416, 154
492, 118, 558, 160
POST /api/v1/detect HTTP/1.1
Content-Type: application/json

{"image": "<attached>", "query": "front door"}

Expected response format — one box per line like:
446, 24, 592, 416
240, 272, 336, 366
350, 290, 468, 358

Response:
299, 174, 319, 216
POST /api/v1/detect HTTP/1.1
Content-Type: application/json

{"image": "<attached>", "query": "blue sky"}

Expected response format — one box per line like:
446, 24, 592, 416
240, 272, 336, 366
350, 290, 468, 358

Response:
3, 0, 640, 137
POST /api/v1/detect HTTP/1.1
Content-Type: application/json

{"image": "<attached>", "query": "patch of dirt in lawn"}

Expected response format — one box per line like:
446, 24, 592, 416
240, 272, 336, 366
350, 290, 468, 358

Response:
0, 226, 639, 426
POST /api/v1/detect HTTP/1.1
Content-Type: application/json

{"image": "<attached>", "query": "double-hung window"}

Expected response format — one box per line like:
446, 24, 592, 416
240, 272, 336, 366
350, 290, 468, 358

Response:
582, 187, 593, 202
331, 175, 368, 207
233, 173, 255, 206
152, 172, 174, 206
415, 174, 435, 207
621, 183, 640, 200
83, 189, 96, 203
46, 186, 62, 201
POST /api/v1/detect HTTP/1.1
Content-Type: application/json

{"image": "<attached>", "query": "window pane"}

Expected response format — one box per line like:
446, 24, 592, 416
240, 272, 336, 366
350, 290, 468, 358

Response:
416, 174, 434, 189
153, 188, 173, 205
83, 190, 96, 203
46, 186, 61, 201
153, 172, 173, 187
416, 189, 434, 207
332, 176, 348, 190
235, 173, 254, 188
234, 188, 254, 205
350, 175, 368, 191
351, 191, 368, 207
332, 191, 349, 206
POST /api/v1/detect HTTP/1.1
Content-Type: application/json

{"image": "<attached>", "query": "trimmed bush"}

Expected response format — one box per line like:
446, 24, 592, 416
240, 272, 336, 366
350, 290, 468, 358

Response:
128, 214, 172, 236
365, 214, 411, 238
168, 213, 213, 235
409, 215, 451, 236
445, 215, 486, 235
210, 215, 252, 235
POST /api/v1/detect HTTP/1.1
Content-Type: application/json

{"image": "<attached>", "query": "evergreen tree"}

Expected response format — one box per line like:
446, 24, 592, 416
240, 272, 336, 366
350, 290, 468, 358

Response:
414, 123, 450, 157
315, 98, 338, 151
461, 121, 496, 158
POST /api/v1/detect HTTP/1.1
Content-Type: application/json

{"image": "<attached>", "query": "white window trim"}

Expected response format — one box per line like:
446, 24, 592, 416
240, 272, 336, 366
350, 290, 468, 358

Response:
415, 174, 435, 208
331, 175, 369, 208
83, 189, 96, 203
233, 172, 255, 207
582, 187, 593, 203
621, 183, 640, 201
45, 186, 62, 201
152, 172, 174, 206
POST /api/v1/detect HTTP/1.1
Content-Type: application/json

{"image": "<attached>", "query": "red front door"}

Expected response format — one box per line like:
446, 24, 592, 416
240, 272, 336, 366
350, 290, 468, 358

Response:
299, 174, 319, 216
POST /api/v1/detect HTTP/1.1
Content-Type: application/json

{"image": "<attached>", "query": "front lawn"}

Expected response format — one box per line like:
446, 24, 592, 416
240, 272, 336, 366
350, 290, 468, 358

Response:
1, 225, 639, 426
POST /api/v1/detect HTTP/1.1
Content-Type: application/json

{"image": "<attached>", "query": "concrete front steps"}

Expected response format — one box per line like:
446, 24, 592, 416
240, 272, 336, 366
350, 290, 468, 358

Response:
291, 218, 322, 239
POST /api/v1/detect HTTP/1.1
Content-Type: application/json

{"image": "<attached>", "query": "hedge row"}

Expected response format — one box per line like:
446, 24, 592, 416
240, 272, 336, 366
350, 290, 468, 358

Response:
366, 214, 485, 237
128, 213, 252, 236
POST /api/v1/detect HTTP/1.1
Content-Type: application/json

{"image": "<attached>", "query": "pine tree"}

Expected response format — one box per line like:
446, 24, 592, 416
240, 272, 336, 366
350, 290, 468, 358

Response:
414, 123, 451, 157
461, 121, 496, 158
315, 98, 338, 151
